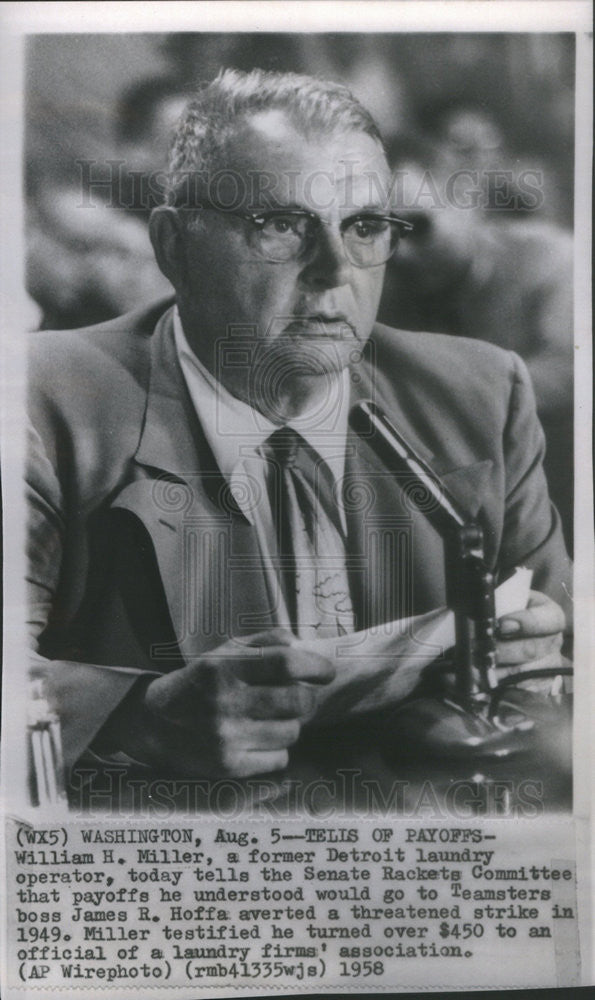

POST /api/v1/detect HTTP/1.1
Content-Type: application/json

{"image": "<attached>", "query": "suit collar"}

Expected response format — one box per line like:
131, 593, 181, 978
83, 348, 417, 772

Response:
133, 305, 239, 518
172, 306, 351, 489
134, 306, 354, 519
348, 342, 436, 467
133, 309, 491, 523
348, 332, 492, 521
134, 305, 203, 476
134, 309, 416, 480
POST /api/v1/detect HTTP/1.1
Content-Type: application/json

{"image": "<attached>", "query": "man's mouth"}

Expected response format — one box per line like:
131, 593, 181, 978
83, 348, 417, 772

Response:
284, 314, 356, 337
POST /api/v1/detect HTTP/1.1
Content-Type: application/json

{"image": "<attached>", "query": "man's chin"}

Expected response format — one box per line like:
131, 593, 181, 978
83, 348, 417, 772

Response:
281, 321, 360, 366
274, 333, 355, 376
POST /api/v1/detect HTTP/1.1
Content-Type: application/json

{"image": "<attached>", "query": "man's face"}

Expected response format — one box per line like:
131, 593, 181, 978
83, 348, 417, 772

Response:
166, 110, 391, 409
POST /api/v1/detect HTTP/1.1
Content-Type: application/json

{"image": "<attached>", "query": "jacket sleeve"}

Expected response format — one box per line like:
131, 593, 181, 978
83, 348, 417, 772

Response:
26, 422, 158, 771
497, 351, 572, 624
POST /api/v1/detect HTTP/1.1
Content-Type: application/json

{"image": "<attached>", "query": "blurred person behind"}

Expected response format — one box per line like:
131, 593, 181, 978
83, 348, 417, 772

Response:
27, 185, 172, 330
113, 76, 192, 219
416, 100, 569, 224
379, 157, 573, 549
26, 75, 186, 329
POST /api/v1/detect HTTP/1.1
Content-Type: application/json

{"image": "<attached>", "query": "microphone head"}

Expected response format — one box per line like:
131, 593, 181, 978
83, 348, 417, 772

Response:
348, 399, 467, 531
348, 399, 378, 438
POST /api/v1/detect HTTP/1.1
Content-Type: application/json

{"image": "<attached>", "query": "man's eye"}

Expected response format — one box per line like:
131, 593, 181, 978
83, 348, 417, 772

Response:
350, 218, 388, 240
264, 215, 305, 237
271, 217, 292, 234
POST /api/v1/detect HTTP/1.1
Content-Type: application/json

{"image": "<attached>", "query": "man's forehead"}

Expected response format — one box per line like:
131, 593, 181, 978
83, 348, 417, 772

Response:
219, 110, 391, 210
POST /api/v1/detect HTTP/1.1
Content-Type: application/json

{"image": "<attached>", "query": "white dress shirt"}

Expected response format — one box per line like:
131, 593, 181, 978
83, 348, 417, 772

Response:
173, 309, 352, 630
173, 308, 350, 526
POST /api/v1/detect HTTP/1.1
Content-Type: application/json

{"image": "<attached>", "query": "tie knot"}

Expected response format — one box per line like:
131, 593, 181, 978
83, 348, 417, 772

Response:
265, 427, 302, 467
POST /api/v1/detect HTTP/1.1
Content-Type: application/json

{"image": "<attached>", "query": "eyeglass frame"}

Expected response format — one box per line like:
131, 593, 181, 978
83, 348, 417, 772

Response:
177, 199, 414, 268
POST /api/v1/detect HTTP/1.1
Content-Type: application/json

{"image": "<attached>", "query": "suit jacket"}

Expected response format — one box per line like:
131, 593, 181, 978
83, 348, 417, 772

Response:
27, 299, 572, 771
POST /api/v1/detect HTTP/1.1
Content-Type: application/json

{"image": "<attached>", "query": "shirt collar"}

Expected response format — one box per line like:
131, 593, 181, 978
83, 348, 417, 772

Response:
173, 307, 350, 488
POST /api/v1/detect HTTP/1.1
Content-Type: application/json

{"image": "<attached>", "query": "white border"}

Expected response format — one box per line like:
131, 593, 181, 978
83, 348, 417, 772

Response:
0, 1, 593, 35
1, 0, 593, 992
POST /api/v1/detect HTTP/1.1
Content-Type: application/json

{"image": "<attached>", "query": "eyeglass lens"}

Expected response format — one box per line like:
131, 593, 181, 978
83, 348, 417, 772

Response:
254, 213, 401, 267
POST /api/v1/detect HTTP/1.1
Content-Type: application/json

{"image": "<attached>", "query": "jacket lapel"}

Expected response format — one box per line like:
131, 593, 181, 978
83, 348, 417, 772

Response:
345, 351, 493, 628
110, 308, 273, 663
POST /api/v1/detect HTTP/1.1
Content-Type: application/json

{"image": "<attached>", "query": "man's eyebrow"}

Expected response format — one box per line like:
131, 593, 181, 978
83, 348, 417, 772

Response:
344, 203, 392, 215
251, 201, 394, 217
252, 198, 312, 214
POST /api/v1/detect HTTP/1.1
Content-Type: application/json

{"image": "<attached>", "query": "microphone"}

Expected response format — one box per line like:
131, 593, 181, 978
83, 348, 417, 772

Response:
348, 400, 571, 781
349, 399, 510, 752
349, 399, 467, 540
348, 399, 572, 771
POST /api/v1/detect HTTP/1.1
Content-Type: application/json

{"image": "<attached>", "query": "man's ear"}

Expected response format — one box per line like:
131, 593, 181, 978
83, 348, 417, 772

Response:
149, 206, 186, 287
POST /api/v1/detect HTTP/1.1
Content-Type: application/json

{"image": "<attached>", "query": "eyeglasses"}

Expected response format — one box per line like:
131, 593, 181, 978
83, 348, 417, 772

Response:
187, 201, 414, 268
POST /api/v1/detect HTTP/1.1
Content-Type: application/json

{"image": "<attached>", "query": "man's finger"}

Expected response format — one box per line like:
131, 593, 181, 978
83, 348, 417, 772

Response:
496, 630, 563, 666
240, 648, 336, 685
223, 749, 289, 778
244, 683, 318, 720
498, 590, 566, 639
220, 717, 301, 751
234, 629, 295, 648
495, 649, 565, 682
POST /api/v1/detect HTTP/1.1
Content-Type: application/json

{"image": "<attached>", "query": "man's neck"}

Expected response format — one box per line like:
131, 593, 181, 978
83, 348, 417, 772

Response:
177, 308, 347, 426
248, 374, 346, 426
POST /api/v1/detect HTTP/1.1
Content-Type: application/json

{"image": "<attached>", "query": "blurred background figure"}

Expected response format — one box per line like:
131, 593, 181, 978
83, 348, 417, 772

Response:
113, 75, 191, 219
433, 105, 504, 172
379, 157, 573, 549
27, 184, 172, 329
417, 102, 544, 214
26, 65, 186, 328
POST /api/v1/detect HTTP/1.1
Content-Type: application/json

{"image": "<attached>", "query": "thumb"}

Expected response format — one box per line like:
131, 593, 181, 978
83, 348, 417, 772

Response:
236, 628, 296, 648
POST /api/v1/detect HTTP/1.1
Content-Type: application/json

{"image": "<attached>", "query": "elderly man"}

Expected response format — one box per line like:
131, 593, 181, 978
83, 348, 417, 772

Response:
27, 69, 570, 791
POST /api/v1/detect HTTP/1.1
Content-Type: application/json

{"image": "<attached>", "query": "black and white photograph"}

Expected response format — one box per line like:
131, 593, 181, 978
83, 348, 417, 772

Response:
1, 2, 592, 995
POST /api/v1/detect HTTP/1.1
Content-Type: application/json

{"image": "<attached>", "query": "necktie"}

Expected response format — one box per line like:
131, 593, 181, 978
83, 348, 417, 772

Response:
263, 428, 354, 639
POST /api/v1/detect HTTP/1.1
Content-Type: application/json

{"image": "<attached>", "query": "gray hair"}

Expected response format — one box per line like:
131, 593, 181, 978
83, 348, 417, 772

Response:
165, 67, 385, 208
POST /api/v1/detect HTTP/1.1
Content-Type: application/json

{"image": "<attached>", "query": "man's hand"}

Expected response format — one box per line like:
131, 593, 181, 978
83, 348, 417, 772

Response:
496, 590, 568, 687
99, 630, 334, 778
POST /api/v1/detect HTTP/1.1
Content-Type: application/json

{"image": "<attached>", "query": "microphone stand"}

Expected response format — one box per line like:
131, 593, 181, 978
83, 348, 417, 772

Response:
349, 400, 571, 763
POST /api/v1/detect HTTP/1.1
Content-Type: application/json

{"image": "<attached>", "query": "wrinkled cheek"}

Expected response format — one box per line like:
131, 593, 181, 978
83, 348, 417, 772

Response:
355, 278, 384, 334
245, 281, 298, 337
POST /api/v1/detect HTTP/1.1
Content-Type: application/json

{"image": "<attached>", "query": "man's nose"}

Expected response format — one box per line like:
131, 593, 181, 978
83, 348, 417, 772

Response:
299, 225, 352, 289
